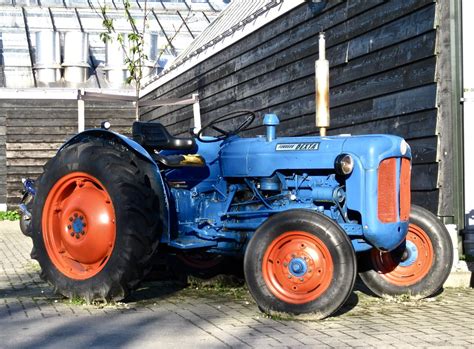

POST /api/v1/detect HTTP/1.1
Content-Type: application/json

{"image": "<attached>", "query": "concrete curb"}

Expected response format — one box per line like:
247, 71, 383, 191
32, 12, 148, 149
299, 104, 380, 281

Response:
444, 261, 474, 288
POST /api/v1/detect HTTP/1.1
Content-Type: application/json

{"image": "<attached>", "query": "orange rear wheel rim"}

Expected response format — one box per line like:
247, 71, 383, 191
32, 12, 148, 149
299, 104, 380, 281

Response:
262, 231, 333, 304
42, 172, 116, 280
371, 224, 434, 286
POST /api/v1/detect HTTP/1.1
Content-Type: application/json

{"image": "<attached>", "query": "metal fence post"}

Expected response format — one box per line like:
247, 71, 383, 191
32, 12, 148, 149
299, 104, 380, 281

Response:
77, 89, 85, 132
192, 93, 201, 133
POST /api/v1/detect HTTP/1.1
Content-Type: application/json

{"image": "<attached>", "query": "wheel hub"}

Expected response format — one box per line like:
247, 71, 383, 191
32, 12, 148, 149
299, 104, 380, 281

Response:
262, 231, 334, 304
67, 213, 87, 239
288, 257, 308, 277
42, 172, 116, 280
399, 240, 418, 267
370, 223, 434, 286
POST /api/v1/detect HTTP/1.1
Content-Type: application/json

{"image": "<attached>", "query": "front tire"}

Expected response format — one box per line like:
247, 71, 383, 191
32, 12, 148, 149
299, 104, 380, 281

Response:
244, 210, 356, 319
359, 205, 453, 297
31, 137, 165, 302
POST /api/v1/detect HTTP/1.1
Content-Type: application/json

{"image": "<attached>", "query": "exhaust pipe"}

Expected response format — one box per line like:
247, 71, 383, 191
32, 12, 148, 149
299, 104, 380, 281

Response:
315, 32, 330, 136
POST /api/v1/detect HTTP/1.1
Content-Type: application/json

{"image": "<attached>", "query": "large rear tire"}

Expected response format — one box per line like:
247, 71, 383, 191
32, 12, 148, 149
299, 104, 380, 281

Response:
31, 137, 165, 302
244, 210, 356, 319
359, 205, 453, 297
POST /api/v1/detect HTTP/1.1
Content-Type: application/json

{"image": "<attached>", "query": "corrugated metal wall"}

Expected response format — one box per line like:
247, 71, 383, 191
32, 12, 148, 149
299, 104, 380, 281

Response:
140, 0, 448, 216
1, 99, 135, 207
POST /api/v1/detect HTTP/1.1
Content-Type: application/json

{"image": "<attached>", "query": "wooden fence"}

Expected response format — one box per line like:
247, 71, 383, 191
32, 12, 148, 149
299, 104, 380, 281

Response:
0, 99, 135, 208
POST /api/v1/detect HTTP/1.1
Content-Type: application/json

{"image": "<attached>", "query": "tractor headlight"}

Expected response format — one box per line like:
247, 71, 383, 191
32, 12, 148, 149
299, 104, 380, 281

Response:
400, 139, 409, 155
335, 154, 354, 175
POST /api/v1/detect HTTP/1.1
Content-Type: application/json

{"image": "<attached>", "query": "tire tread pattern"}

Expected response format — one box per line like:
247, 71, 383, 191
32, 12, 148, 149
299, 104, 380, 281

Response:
30, 137, 165, 302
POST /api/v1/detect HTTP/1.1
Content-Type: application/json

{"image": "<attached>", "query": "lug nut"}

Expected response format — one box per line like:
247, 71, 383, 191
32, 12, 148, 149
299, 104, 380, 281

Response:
67, 225, 72, 230
283, 262, 288, 267
69, 217, 73, 222
83, 223, 86, 227
74, 213, 78, 218
70, 232, 74, 237
75, 234, 80, 239
79, 216, 84, 220
288, 275, 292, 279
299, 278, 304, 282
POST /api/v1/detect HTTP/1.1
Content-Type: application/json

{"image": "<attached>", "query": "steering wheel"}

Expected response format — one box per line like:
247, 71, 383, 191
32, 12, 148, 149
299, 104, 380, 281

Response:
196, 110, 256, 143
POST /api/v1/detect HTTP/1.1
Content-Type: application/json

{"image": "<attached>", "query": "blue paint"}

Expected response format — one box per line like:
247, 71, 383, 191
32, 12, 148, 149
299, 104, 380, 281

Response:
72, 217, 84, 234
289, 258, 308, 277
33, 113, 413, 258
263, 113, 279, 142
399, 240, 419, 267
59, 129, 156, 164
23, 178, 36, 195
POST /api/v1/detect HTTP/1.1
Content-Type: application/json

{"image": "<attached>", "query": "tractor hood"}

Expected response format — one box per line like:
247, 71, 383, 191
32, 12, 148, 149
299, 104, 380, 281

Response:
219, 134, 410, 177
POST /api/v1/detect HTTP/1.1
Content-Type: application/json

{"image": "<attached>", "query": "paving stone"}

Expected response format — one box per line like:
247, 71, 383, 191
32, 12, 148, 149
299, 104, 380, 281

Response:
1, 220, 474, 348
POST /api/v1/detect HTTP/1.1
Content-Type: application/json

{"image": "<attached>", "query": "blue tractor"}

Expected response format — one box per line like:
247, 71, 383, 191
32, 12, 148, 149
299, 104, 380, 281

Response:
20, 109, 453, 319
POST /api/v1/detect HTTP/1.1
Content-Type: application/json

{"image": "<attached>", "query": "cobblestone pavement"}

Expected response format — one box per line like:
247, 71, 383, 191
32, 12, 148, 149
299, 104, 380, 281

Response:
1, 220, 473, 349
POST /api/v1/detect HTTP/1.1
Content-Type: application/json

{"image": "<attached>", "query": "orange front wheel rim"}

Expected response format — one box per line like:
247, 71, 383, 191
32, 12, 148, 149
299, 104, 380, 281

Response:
262, 231, 333, 304
42, 172, 116, 280
371, 224, 434, 286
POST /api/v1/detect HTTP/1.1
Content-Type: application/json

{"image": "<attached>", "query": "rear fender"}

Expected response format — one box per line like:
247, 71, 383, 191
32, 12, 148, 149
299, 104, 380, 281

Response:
60, 129, 171, 242
59, 129, 155, 163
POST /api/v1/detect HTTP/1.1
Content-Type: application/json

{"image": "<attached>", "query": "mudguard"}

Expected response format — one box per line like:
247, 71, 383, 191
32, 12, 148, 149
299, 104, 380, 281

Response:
59, 129, 171, 243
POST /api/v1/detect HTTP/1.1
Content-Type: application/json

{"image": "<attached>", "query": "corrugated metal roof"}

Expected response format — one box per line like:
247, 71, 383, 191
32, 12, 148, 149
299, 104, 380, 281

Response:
0, 0, 228, 89
173, 0, 277, 66
141, 0, 303, 96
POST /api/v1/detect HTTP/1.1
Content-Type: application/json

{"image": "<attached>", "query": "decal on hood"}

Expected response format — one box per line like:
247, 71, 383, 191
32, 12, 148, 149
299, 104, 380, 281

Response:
275, 142, 320, 151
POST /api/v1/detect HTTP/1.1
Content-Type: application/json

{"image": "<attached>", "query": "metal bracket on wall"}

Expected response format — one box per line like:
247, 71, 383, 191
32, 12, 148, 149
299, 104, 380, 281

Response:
77, 92, 201, 132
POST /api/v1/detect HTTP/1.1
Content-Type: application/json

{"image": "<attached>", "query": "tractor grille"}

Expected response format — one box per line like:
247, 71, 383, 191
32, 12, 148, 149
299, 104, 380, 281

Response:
399, 158, 411, 221
377, 158, 411, 223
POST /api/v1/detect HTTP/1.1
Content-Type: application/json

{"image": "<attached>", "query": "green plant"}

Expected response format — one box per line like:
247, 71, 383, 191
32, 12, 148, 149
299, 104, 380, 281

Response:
98, 0, 148, 120
68, 296, 87, 306
460, 254, 474, 262
95, 0, 192, 120
0, 210, 21, 221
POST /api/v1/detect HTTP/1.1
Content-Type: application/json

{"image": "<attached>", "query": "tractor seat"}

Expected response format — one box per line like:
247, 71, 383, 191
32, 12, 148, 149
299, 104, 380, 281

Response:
132, 121, 195, 151
132, 122, 205, 168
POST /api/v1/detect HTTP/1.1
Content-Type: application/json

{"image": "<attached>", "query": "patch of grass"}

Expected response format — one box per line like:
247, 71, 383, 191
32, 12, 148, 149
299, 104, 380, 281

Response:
63, 296, 130, 309
460, 254, 474, 262
67, 296, 87, 306
0, 210, 21, 221
386, 293, 415, 302
182, 274, 251, 300
23, 261, 41, 273
183, 283, 251, 300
